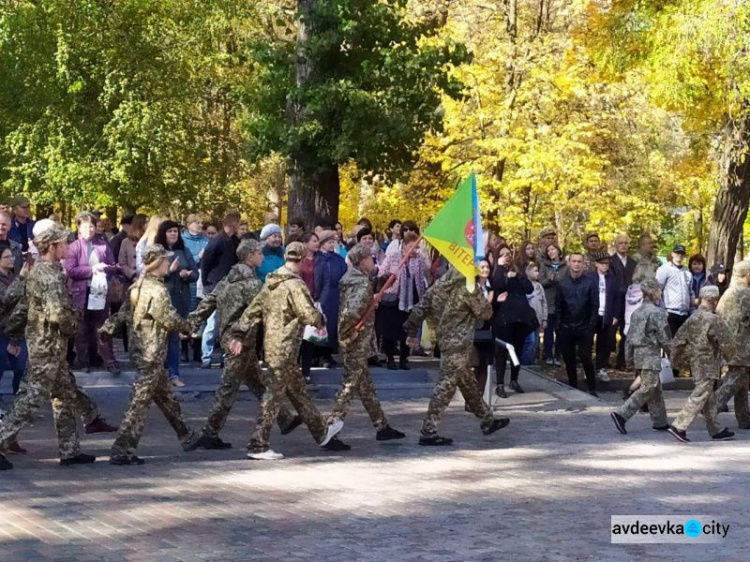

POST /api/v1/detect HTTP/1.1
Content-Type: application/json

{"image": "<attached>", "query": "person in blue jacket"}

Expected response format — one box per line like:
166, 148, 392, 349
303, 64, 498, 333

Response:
258, 224, 285, 283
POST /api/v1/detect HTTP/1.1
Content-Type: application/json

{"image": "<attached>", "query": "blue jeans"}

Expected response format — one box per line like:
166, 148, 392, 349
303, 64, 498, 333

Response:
0, 335, 27, 394
166, 332, 180, 379
521, 330, 539, 365
201, 311, 217, 362
543, 313, 560, 360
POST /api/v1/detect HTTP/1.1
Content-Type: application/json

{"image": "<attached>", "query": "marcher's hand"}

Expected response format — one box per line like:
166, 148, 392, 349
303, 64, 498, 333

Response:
612, 318, 619, 327
507, 271, 517, 278
169, 259, 180, 273
497, 292, 508, 303
6, 343, 20, 357
406, 337, 419, 349
228, 339, 243, 356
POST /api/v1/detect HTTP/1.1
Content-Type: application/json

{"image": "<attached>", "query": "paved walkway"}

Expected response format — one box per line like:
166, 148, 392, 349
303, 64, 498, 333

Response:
1, 372, 749, 561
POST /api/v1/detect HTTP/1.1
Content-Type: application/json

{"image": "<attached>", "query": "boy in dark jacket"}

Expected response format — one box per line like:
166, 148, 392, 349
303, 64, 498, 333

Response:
585, 253, 622, 382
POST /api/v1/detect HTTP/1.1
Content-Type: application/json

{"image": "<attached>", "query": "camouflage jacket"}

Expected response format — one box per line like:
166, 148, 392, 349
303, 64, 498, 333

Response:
716, 282, 750, 366
228, 265, 323, 362
404, 268, 492, 354
671, 309, 735, 380
338, 266, 374, 351
189, 263, 262, 349
0, 274, 26, 336
625, 302, 671, 371
25, 261, 78, 358
120, 274, 190, 366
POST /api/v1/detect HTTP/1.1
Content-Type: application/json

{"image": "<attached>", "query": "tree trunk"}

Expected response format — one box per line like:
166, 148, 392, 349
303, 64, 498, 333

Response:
706, 115, 750, 276
287, 0, 340, 229
287, 161, 339, 229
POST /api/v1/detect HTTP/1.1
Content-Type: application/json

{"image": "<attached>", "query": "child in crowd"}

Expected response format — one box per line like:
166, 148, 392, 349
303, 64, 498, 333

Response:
522, 263, 547, 365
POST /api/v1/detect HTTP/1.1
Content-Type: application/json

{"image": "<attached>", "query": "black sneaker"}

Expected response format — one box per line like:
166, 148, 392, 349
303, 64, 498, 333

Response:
482, 418, 510, 435
667, 426, 690, 443
418, 435, 453, 446
386, 359, 398, 371
0, 453, 12, 471
202, 435, 232, 450
509, 381, 525, 394
712, 428, 736, 441
399, 359, 411, 371
60, 453, 96, 466
109, 455, 145, 466
589, 390, 599, 398
495, 385, 507, 399
611, 412, 627, 435
376, 425, 406, 441
321, 437, 351, 451
280, 415, 304, 436
185, 433, 215, 451
652, 425, 670, 432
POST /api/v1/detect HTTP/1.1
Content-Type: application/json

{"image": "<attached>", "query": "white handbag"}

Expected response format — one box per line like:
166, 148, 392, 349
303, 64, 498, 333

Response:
659, 357, 675, 385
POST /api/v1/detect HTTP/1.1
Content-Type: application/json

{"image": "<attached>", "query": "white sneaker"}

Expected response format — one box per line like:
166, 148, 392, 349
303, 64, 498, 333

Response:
597, 369, 611, 382
247, 449, 284, 460
320, 420, 344, 447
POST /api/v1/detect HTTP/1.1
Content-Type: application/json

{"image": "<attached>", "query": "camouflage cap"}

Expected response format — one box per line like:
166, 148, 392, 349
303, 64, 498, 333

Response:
237, 238, 261, 262
585, 231, 600, 242
34, 223, 70, 252
142, 244, 172, 266
284, 241, 306, 262
9, 195, 30, 208
699, 285, 720, 300
539, 227, 556, 238
733, 260, 750, 278
347, 243, 372, 266
593, 251, 610, 263
640, 278, 662, 301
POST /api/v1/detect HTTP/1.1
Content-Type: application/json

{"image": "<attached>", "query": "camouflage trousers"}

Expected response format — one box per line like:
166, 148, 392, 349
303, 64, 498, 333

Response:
249, 358, 326, 453
12, 368, 100, 426
203, 350, 297, 442
111, 362, 196, 460
0, 357, 80, 460
421, 350, 494, 437
672, 378, 721, 436
617, 369, 668, 427
327, 343, 388, 431
716, 367, 750, 429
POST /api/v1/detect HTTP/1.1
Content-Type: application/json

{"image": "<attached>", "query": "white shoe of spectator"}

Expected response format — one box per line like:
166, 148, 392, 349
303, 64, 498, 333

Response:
247, 449, 284, 460
597, 369, 611, 382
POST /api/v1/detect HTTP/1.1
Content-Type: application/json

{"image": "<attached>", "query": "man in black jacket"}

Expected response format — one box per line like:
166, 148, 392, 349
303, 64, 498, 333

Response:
199, 211, 240, 368
608, 234, 637, 369
556, 253, 600, 396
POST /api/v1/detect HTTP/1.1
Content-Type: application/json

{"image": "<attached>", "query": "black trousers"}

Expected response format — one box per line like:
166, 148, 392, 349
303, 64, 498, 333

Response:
594, 316, 613, 370
494, 323, 534, 385
558, 328, 596, 391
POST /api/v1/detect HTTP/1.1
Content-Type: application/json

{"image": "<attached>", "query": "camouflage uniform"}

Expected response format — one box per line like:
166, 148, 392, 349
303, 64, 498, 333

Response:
0, 260, 81, 460
327, 264, 388, 431
670, 308, 735, 436
404, 269, 495, 436
3, 286, 102, 426
104, 246, 197, 461
229, 264, 327, 453
189, 263, 297, 441
616, 302, 669, 426
632, 251, 661, 280
715, 264, 750, 428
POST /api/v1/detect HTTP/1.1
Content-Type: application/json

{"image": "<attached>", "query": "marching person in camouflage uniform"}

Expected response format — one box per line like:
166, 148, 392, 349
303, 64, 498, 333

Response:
668, 285, 736, 443
102, 245, 208, 465
227, 242, 343, 460
715, 260, 750, 429
610, 278, 670, 434
404, 267, 509, 446
0, 223, 96, 471
188, 238, 302, 450
324, 244, 405, 448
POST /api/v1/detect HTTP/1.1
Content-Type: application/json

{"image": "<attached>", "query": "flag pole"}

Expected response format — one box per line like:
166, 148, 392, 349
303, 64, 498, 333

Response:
354, 235, 423, 331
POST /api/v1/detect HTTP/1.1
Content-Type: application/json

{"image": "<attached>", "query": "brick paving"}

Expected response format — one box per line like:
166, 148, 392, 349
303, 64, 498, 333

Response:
1, 375, 749, 561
